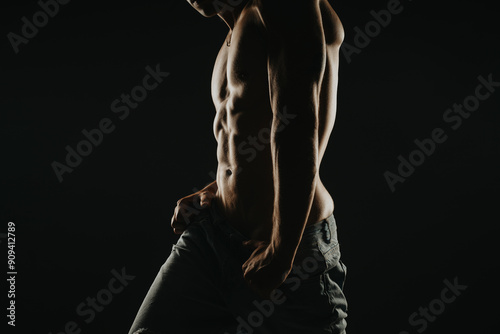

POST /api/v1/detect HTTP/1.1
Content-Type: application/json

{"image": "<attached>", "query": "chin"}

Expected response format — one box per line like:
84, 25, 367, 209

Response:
188, 0, 218, 17
199, 9, 218, 17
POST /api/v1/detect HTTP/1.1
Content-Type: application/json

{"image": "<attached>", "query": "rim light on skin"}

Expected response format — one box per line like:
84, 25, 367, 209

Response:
186, 0, 252, 30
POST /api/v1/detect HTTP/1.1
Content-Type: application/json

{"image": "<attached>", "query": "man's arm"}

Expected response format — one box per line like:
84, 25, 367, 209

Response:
265, 0, 326, 261
242, 0, 332, 297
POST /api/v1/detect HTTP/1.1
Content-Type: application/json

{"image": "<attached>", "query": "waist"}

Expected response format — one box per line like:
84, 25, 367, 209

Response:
209, 196, 338, 247
214, 175, 334, 233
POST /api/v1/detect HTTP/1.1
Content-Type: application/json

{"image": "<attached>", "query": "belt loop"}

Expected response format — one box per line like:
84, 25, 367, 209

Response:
323, 220, 331, 243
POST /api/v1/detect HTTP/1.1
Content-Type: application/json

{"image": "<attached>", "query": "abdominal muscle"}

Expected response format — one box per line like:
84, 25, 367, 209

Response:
213, 140, 335, 242
211, 56, 337, 243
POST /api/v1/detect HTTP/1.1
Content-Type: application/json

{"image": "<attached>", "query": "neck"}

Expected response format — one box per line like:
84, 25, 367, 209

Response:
217, 0, 250, 30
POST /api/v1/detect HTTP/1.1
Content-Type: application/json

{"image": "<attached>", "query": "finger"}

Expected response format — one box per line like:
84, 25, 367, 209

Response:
199, 192, 210, 208
172, 227, 185, 235
242, 240, 256, 249
242, 259, 251, 274
171, 206, 190, 230
171, 218, 187, 231
242, 266, 254, 283
191, 193, 210, 209
242, 240, 263, 251
171, 221, 184, 234
175, 202, 198, 224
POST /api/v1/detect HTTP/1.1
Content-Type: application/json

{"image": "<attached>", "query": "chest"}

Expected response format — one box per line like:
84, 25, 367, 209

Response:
211, 13, 268, 106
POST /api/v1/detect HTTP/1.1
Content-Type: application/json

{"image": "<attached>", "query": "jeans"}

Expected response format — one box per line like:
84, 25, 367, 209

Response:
129, 202, 348, 334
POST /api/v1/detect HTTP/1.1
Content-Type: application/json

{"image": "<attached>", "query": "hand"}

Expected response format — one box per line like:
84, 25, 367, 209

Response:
171, 189, 215, 234
242, 240, 293, 299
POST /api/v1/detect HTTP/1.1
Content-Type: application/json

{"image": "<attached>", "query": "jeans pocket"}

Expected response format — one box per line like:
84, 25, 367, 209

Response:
317, 236, 341, 272
292, 241, 326, 280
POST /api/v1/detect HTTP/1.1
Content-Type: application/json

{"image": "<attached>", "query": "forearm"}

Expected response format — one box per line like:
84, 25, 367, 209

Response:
270, 124, 318, 260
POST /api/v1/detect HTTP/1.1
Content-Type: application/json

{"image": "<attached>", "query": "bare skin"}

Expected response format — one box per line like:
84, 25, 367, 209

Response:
172, 0, 344, 298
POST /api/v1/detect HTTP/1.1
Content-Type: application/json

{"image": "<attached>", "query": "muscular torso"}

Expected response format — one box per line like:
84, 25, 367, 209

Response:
212, 0, 343, 241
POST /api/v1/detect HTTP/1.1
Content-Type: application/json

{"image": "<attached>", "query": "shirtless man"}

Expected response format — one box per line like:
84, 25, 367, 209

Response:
129, 1, 347, 333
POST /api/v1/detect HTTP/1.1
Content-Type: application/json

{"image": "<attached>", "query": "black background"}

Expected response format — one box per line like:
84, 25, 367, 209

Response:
1, 0, 499, 333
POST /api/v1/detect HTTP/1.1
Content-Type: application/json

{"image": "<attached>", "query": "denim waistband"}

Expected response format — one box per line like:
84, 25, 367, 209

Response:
209, 198, 249, 241
209, 198, 337, 247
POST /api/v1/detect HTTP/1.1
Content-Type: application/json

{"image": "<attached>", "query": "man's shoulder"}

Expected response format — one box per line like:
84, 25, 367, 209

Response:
254, 0, 319, 10
250, 0, 343, 46
253, 0, 320, 20
251, 0, 337, 30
